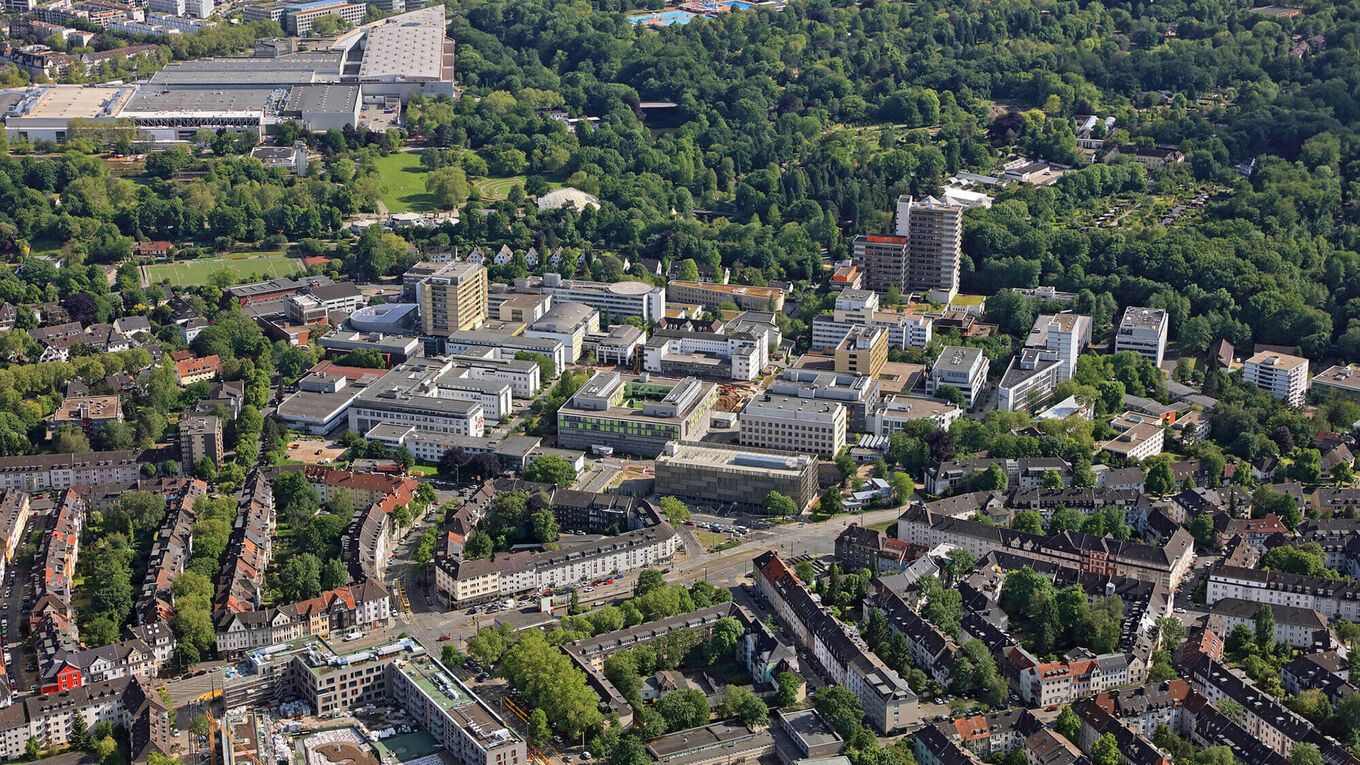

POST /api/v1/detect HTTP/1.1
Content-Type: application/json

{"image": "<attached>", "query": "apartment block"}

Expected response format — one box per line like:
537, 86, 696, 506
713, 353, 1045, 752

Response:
834, 325, 888, 378
1025, 313, 1091, 382
738, 394, 846, 457
49, 395, 122, 437
1243, 351, 1309, 407
654, 441, 819, 510
419, 261, 488, 336
1114, 307, 1169, 367
665, 280, 785, 312
180, 413, 223, 468
897, 194, 963, 301
928, 345, 989, 408
753, 551, 918, 733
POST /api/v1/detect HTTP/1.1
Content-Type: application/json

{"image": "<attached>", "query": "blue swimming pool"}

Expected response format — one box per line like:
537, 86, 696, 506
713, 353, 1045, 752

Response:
628, 10, 696, 24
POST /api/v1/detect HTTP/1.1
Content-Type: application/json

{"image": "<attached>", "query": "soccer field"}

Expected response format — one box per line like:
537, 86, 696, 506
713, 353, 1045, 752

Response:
145, 255, 302, 287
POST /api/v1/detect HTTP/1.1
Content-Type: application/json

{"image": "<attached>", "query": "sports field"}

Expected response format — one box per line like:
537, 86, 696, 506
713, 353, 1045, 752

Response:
144, 254, 302, 287
374, 151, 438, 213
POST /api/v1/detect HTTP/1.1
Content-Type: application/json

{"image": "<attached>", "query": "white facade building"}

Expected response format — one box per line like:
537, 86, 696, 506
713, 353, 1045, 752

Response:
1114, 307, 1169, 367
1243, 351, 1310, 407
1025, 313, 1091, 382
927, 345, 989, 408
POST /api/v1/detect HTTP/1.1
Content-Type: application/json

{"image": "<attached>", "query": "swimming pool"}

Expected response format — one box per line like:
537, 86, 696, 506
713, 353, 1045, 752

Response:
628, 10, 697, 24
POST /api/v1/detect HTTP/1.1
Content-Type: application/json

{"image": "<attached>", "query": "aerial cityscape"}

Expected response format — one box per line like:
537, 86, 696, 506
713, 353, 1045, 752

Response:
0, 0, 1347, 764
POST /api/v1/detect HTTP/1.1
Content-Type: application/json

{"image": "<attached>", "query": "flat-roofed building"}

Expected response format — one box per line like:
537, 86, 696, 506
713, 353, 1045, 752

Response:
284, 0, 366, 34
525, 301, 598, 363
666, 280, 785, 312
593, 324, 645, 366
1025, 313, 1091, 382
318, 330, 423, 363
834, 325, 888, 379
1313, 364, 1360, 397
556, 372, 717, 457
1115, 307, 1169, 367
998, 348, 1062, 412
655, 441, 819, 510
851, 234, 909, 295
868, 395, 962, 437
347, 358, 488, 438
49, 395, 122, 437
1099, 412, 1165, 461
180, 414, 222, 468
538, 275, 665, 322
419, 261, 487, 336
928, 346, 988, 408
1244, 351, 1309, 407
739, 394, 846, 457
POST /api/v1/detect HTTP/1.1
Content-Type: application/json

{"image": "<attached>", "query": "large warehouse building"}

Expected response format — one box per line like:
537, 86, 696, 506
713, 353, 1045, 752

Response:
3, 5, 453, 143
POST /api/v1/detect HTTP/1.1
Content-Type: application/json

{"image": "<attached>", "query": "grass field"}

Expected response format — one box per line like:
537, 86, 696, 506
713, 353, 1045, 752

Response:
475, 176, 525, 200
374, 151, 438, 213
145, 254, 301, 287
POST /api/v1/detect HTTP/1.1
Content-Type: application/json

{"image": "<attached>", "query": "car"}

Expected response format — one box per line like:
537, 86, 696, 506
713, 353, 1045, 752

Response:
467, 608, 478, 615
1174, 607, 1186, 613
553, 736, 563, 744
683, 520, 695, 526
564, 757, 573, 763
438, 635, 451, 641
581, 753, 592, 761
1045, 705, 1058, 712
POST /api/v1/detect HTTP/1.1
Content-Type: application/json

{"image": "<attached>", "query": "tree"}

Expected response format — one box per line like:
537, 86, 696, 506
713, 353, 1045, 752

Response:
763, 491, 799, 517
1145, 457, 1176, 496
52, 424, 91, 453
819, 487, 844, 515
609, 736, 650, 765
465, 530, 493, 559
1055, 707, 1080, 742
1091, 733, 1120, 765
707, 617, 742, 663
1291, 743, 1324, 765
531, 509, 560, 543
889, 472, 913, 505
70, 712, 92, 752
1041, 469, 1064, 488
1157, 617, 1186, 650
774, 672, 801, 707
656, 689, 710, 732
658, 496, 690, 525
528, 708, 551, 746
525, 455, 576, 486
426, 165, 472, 209
834, 450, 858, 485
721, 685, 769, 727
936, 384, 967, 409
1255, 603, 1276, 648
1013, 510, 1044, 534
634, 569, 665, 597
978, 463, 1008, 491
24, 736, 40, 762
321, 557, 349, 590
279, 552, 322, 602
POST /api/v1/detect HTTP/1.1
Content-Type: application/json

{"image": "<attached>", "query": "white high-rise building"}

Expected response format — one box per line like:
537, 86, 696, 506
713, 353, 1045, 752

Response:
1243, 351, 1310, 407
1114, 306, 1169, 368
1025, 313, 1092, 382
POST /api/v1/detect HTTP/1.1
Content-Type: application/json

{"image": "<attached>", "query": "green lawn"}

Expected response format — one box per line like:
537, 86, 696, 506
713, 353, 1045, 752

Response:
374, 151, 438, 213
475, 176, 526, 200
145, 254, 301, 287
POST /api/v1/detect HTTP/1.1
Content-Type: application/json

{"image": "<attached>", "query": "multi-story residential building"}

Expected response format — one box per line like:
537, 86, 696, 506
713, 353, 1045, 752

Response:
898, 194, 963, 301
1282, 652, 1355, 703
867, 395, 963, 437
869, 588, 959, 685
524, 301, 598, 363
852, 235, 911, 294
739, 394, 846, 457
213, 580, 392, 654
834, 325, 889, 379
347, 358, 492, 438
665, 281, 785, 312
136, 478, 206, 625
538, 275, 665, 322
0, 674, 172, 761
1114, 307, 1169, 367
644, 327, 767, 381
1206, 563, 1360, 623
223, 636, 526, 765
216, 469, 274, 613
180, 413, 222, 468
0, 490, 31, 563
1008, 645, 1142, 707
49, 395, 122, 437
998, 348, 1063, 412
928, 346, 989, 408
1025, 313, 1091, 383
0, 450, 142, 491
555, 372, 716, 457
753, 551, 918, 733
1243, 351, 1310, 407
835, 526, 912, 574
418, 261, 488, 336
655, 441, 819, 511
301, 465, 418, 509
897, 506, 1195, 589
174, 354, 221, 385
1207, 597, 1336, 650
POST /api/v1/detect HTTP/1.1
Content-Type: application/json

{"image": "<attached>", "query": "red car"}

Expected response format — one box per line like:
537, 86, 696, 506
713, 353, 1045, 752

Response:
438, 635, 451, 641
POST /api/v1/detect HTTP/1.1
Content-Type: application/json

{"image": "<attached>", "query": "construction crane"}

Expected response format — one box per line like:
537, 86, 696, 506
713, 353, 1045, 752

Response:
205, 709, 265, 765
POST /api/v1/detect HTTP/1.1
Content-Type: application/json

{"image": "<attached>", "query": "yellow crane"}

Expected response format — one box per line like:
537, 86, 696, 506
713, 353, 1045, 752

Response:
204, 710, 265, 765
